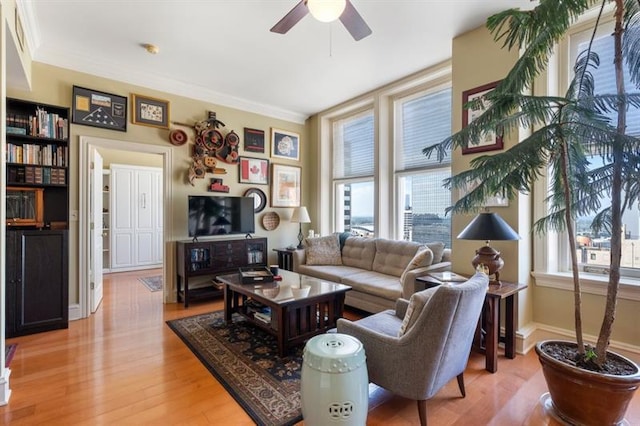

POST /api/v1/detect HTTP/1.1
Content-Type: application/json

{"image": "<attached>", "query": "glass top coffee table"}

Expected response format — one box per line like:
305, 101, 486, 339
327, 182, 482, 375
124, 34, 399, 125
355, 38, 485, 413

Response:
216, 269, 351, 357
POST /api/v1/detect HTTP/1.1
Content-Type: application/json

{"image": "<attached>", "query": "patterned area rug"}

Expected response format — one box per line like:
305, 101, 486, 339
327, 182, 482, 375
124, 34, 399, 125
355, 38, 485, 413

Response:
166, 311, 303, 426
138, 275, 162, 292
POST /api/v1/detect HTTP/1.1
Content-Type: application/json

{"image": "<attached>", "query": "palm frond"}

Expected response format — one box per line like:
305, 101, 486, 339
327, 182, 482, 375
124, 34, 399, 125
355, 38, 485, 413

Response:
624, 0, 640, 87
486, 0, 593, 96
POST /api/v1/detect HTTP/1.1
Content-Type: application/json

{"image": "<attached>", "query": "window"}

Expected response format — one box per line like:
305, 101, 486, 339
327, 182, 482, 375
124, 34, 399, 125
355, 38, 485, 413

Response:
564, 23, 640, 277
395, 87, 452, 247
321, 64, 452, 240
332, 111, 375, 235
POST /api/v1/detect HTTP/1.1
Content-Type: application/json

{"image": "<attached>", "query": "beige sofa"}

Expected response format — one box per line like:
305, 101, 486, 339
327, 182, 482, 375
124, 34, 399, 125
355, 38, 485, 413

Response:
292, 236, 451, 313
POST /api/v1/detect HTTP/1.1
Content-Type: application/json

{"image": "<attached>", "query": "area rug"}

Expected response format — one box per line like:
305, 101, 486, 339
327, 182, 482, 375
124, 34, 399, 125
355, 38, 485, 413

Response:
138, 275, 162, 292
5, 344, 17, 368
166, 311, 303, 426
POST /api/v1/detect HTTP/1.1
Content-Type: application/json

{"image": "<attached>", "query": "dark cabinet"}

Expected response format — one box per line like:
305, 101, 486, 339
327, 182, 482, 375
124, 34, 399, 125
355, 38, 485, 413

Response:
176, 238, 267, 307
6, 230, 69, 337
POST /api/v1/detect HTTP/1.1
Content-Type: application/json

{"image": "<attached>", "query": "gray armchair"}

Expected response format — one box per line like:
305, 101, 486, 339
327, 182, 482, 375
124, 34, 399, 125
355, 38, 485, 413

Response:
336, 272, 489, 426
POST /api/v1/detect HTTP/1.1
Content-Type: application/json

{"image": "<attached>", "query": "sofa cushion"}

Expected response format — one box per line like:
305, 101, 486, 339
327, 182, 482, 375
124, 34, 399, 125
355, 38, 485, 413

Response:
372, 239, 422, 277
342, 271, 402, 301
398, 286, 439, 337
425, 241, 446, 264
305, 235, 342, 266
342, 237, 376, 270
296, 264, 363, 283
399, 247, 434, 285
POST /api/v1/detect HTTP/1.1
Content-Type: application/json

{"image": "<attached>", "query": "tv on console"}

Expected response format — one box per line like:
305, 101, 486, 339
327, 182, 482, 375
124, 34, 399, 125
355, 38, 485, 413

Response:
188, 195, 255, 238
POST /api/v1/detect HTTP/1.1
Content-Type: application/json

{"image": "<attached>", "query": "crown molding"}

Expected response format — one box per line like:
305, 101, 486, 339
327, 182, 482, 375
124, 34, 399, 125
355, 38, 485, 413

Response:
29, 47, 308, 125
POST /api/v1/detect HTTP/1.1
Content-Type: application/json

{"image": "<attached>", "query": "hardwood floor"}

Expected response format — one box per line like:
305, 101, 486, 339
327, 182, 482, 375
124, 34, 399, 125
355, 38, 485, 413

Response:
2, 269, 639, 425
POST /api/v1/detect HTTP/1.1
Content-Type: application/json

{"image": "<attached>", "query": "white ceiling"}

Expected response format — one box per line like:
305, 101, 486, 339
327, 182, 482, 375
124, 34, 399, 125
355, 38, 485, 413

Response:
14, 1, 536, 124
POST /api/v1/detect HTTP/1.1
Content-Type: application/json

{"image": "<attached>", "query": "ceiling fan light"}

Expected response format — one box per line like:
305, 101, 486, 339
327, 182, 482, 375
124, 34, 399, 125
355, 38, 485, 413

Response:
307, 0, 346, 23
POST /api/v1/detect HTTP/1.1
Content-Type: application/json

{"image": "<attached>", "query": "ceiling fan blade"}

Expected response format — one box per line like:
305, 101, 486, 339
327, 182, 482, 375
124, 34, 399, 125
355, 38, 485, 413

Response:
339, 0, 372, 41
270, 0, 309, 34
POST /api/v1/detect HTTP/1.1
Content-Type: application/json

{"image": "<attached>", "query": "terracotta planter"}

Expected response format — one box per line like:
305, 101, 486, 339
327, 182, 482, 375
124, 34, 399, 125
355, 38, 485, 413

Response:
535, 340, 640, 425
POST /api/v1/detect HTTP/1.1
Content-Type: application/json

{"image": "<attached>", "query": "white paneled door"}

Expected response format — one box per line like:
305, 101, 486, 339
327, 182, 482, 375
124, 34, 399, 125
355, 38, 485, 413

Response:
110, 164, 163, 271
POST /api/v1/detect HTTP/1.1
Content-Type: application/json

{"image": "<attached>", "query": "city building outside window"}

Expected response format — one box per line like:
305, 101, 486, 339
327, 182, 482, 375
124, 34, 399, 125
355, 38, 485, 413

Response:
395, 86, 452, 247
332, 111, 375, 236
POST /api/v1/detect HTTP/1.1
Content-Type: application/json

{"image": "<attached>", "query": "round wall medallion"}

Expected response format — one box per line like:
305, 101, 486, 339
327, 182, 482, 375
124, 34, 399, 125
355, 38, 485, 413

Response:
262, 212, 280, 231
244, 188, 267, 213
169, 129, 188, 146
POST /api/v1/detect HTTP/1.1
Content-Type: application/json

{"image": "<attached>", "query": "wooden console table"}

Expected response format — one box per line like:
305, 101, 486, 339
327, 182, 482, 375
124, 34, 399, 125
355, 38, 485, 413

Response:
416, 275, 527, 373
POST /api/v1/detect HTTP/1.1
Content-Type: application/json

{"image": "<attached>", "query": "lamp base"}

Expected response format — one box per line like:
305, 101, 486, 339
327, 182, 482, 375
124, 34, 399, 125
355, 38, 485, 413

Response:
471, 245, 504, 282
297, 224, 304, 249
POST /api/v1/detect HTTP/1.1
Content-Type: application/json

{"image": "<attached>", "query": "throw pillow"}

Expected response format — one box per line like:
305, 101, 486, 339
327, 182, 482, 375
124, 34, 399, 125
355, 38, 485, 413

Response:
399, 247, 434, 285
425, 242, 446, 264
398, 286, 438, 337
305, 235, 343, 266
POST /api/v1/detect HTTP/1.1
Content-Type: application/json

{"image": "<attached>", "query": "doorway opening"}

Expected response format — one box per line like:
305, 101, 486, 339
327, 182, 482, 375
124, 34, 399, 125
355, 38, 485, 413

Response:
79, 136, 173, 319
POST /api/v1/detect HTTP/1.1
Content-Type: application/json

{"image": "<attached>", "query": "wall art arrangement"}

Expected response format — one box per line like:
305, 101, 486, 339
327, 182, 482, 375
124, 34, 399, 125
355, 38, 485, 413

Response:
271, 128, 300, 161
72, 86, 127, 132
461, 81, 503, 155
173, 111, 241, 186
132, 94, 170, 129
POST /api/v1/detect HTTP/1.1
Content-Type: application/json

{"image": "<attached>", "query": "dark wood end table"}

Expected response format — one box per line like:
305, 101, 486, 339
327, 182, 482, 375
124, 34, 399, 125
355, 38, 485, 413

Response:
416, 274, 527, 373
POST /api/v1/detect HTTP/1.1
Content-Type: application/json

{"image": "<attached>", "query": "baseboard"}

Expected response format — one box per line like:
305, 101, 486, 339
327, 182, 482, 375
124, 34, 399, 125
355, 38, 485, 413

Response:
0, 369, 11, 406
69, 303, 82, 321
519, 323, 640, 363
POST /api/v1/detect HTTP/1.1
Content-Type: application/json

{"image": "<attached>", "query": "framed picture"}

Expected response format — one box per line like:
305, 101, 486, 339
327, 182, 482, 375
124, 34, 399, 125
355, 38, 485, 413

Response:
72, 86, 127, 132
271, 164, 301, 207
459, 179, 509, 207
244, 128, 266, 153
132, 94, 170, 129
271, 128, 300, 161
239, 156, 269, 185
461, 81, 503, 155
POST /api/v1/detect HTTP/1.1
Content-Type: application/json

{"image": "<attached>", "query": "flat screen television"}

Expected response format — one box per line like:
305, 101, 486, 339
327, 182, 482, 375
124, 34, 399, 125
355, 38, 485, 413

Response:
188, 195, 255, 238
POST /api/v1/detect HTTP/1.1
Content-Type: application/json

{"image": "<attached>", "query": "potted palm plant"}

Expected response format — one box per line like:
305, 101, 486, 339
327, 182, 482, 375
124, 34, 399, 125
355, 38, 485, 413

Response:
424, 0, 640, 424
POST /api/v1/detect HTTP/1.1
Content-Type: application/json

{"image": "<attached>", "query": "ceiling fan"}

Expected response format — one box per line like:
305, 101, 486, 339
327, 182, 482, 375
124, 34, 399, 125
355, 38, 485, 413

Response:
270, 0, 372, 41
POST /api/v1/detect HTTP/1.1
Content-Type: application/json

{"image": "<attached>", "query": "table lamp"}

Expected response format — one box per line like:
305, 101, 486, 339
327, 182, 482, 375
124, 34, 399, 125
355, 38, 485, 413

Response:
457, 212, 519, 282
291, 206, 311, 249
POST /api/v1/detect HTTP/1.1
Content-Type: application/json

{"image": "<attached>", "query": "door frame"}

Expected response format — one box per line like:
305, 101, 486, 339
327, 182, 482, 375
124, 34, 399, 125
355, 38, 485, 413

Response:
79, 136, 173, 318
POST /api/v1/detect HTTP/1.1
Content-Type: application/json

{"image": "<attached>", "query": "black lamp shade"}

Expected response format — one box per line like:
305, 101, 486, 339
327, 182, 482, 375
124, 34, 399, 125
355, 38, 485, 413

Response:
457, 212, 520, 241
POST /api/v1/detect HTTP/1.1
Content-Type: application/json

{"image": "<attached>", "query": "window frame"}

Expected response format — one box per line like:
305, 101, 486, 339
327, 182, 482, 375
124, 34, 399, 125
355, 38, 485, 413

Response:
533, 10, 640, 290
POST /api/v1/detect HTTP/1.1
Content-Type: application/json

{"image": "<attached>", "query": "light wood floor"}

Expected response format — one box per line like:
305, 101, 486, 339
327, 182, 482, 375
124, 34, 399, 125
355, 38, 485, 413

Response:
2, 269, 640, 425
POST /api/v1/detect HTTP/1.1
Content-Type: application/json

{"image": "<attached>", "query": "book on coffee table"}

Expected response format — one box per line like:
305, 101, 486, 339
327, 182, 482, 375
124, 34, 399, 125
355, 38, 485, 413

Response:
427, 272, 468, 282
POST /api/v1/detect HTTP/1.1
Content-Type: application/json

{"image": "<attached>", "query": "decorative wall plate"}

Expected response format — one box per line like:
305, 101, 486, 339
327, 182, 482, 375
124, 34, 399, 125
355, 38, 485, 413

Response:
262, 211, 280, 231
169, 129, 188, 146
244, 187, 267, 213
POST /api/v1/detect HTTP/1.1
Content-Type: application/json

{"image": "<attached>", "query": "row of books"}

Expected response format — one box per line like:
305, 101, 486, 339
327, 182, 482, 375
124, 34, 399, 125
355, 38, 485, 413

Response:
247, 249, 264, 264
6, 143, 68, 167
6, 108, 69, 140
8, 166, 66, 185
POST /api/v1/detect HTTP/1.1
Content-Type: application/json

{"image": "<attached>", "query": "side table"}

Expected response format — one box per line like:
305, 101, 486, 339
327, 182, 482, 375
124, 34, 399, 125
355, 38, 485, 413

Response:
416, 274, 527, 373
273, 247, 295, 271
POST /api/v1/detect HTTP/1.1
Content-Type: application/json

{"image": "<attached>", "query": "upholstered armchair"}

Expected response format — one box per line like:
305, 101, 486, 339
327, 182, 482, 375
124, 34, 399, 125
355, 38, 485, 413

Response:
336, 272, 489, 426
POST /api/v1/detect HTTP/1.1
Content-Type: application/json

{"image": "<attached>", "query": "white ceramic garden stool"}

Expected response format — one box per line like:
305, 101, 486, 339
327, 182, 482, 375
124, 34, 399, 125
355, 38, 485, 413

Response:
301, 333, 368, 425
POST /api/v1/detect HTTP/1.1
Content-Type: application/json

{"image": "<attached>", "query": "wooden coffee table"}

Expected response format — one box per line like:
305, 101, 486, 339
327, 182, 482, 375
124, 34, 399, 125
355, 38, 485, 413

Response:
216, 269, 351, 357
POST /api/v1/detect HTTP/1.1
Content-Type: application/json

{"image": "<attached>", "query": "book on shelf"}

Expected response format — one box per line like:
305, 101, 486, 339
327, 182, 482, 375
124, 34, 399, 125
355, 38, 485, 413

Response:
254, 312, 272, 324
